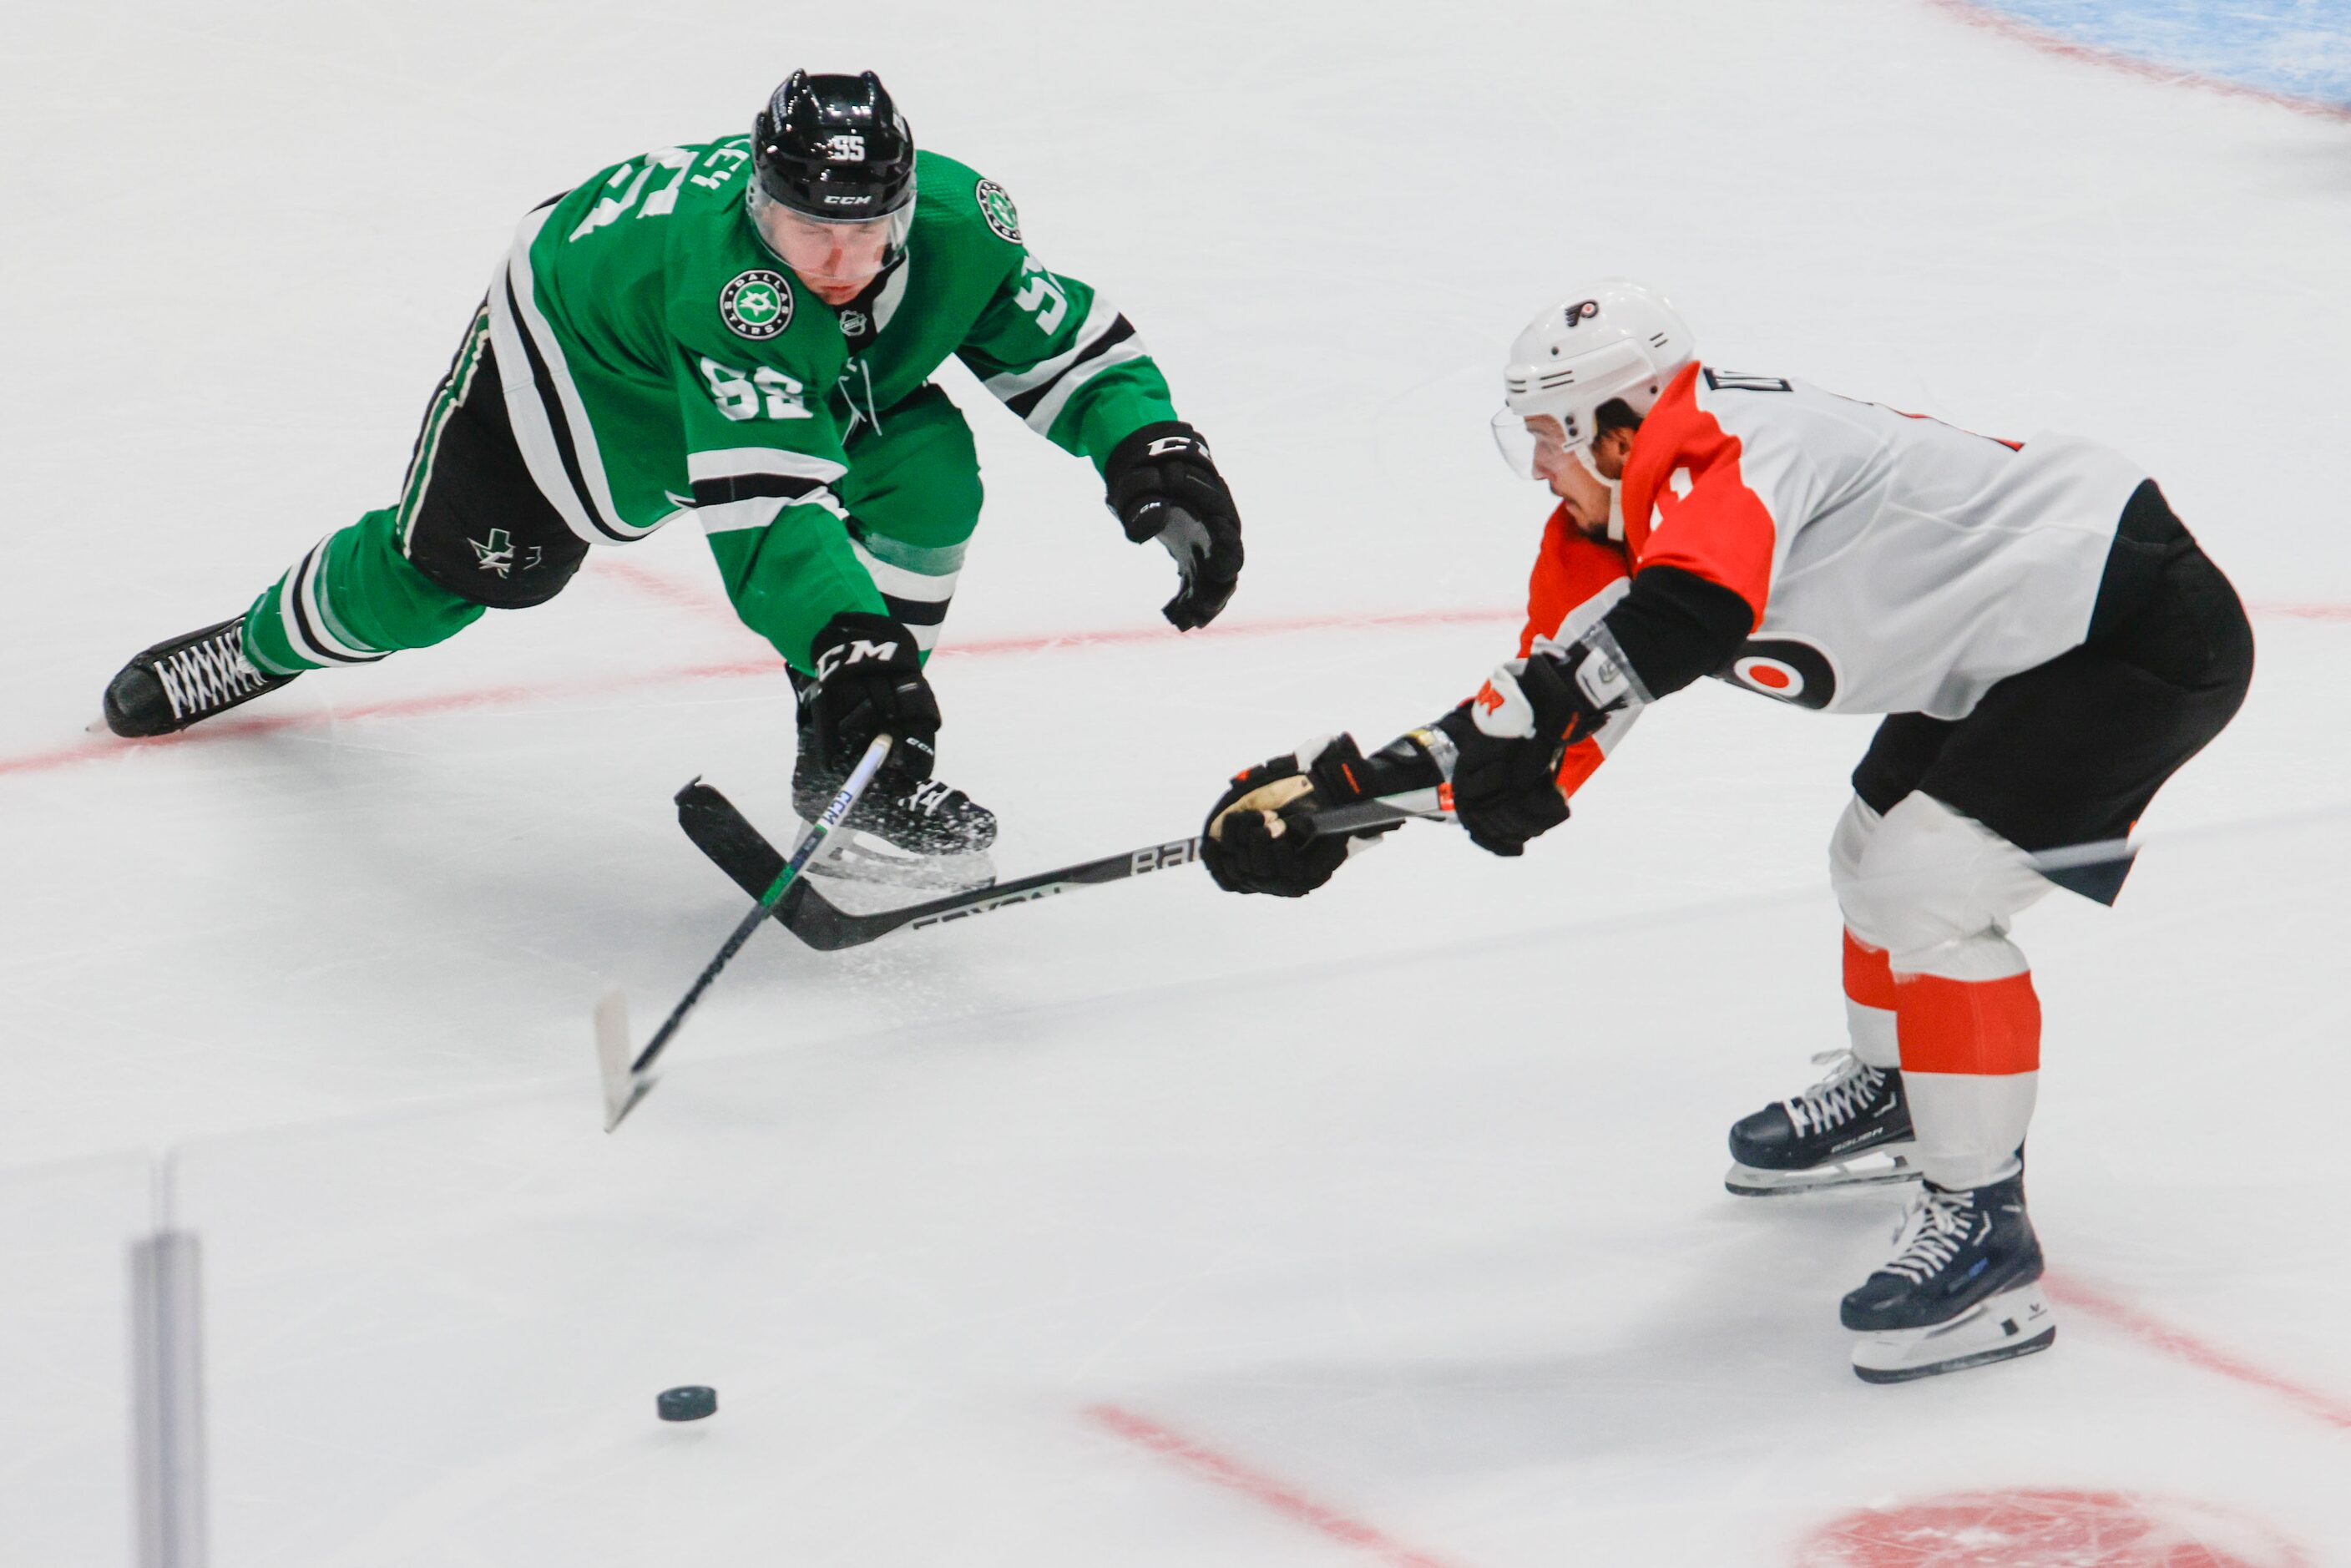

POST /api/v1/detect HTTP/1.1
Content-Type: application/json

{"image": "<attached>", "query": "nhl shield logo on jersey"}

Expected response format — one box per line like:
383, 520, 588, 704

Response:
975, 180, 1022, 244
1725, 638, 1838, 710
720, 270, 795, 340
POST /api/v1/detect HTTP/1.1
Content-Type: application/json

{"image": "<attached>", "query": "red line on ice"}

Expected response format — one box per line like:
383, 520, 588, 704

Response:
2263, 602, 2351, 624
0, 607, 1513, 780
597, 555, 728, 615
1922, 0, 2351, 124
2044, 1272, 2351, 1434
0, 662, 776, 780
8, 600, 2343, 781
1083, 1404, 1465, 1568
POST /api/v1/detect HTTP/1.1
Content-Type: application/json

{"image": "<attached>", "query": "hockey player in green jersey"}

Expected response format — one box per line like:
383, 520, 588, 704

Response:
101, 70, 1243, 875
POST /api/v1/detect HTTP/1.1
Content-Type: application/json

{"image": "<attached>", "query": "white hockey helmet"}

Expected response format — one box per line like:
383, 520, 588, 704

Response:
1490, 280, 1695, 480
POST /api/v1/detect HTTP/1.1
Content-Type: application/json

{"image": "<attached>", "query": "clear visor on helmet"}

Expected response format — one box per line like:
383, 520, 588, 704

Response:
748, 182, 915, 292
1489, 407, 1588, 482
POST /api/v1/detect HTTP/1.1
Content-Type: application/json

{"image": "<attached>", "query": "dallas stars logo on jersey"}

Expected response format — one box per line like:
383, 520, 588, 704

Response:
720, 270, 794, 339
975, 180, 1021, 244
471, 528, 515, 577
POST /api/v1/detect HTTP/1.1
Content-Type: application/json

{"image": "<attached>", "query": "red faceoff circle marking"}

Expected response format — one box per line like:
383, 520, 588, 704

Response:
1794, 1490, 2308, 1568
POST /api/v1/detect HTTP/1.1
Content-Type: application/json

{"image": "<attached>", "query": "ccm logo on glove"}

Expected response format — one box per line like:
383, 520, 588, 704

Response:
814, 635, 902, 678
1104, 420, 1244, 632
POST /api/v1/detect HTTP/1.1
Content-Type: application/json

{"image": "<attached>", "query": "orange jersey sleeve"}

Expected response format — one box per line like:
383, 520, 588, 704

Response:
1519, 506, 1633, 655
1487, 505, 1636, 802
1618, 363, 1778, 625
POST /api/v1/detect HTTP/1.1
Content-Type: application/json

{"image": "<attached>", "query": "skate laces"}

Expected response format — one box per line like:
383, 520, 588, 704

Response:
1878, 1186, 1979, 1283
1783, 1050, 1886, 1138
155, 626, 270, 721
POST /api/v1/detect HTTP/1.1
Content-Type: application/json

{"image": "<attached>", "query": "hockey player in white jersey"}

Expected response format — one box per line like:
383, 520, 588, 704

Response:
1196, 281, 2252, 1382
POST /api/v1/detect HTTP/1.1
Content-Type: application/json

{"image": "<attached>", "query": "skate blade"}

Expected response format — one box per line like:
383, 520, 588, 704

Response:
1852, 1282, 2056, 1383
795, 824, 998, 895
1725, 1144, 1919, 1197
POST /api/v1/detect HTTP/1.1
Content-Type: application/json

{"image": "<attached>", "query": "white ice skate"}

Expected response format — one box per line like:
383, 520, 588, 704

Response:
1842, 1173, 2055, 1383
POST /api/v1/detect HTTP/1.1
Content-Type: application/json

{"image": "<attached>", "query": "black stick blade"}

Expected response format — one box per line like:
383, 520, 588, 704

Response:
674, 781, 855, 948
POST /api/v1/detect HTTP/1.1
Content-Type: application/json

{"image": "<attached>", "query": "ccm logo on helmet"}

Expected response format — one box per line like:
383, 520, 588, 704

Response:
1722, 638, 1838, 710
815, 637, 900, 677
1563, 299, 1600, 327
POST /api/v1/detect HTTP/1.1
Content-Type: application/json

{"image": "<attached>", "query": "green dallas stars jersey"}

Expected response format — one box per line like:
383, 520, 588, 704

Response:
488, 139, 1178, 666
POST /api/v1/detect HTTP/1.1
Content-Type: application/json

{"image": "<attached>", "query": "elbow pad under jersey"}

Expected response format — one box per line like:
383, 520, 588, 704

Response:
1600, 563, 1757, 699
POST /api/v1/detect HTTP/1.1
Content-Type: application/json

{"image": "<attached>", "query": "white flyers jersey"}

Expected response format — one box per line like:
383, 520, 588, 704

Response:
1618, 363, 2148, 719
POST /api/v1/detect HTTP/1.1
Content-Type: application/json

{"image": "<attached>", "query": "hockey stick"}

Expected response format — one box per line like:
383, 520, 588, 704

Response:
595, 733, 895, 1131
675, 780, 1440, 953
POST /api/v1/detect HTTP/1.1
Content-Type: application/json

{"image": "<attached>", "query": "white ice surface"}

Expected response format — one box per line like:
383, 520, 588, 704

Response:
3, 2, 2350, 1564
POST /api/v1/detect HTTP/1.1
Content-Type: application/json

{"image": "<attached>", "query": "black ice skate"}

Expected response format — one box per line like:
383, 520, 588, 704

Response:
1725, 1050, 1918, 1196
792, 733, 997, 893
103, 619, 299, 738
1841, 1171, 2055, 1383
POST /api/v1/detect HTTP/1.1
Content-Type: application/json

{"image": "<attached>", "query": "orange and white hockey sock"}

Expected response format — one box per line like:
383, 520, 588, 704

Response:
1842, 928, 1900, 1070
1834, 791, 2054, 1190
1892, 944, 2040, 1191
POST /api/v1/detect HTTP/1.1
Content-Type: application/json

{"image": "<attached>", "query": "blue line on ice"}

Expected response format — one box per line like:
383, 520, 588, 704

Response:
1977, 0, 2351, 106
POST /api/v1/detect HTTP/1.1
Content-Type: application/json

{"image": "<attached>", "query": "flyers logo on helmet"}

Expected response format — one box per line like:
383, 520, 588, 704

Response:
1564, 300, 1600, 328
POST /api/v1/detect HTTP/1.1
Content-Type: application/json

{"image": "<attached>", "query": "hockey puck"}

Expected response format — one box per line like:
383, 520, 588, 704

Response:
656, 1385, 717, 1422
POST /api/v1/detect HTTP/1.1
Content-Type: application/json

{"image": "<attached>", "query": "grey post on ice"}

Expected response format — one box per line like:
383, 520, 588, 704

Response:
130, 1226, 207, 1568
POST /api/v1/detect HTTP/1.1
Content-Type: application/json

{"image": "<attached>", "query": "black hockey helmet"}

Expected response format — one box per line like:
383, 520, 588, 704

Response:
751, 70, 916, 221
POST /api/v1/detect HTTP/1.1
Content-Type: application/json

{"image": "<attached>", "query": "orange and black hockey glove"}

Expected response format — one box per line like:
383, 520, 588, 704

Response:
1201, 733, 1429, 896
1433, 637, 1638, 856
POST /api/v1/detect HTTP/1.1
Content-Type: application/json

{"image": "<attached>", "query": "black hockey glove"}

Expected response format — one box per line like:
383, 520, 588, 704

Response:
1105, 421, 1243, 631
1432, 634, 1646, 856
806, 611, 942, 781
1201, 731, 1440, 897
1433, 701, 1570, 857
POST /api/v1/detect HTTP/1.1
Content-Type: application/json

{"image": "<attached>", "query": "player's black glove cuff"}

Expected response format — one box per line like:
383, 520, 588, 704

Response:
1433, 703, 1570, 857
1201, 733, 1407, 897
1105, 421, 1243, 631
806, 611, 942, 780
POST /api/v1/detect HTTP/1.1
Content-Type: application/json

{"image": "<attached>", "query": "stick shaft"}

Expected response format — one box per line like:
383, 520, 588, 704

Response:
1292, 797, 1438, 840
886, 796, 1438, 933
675, 781, 1445, 953
626, 734, 893, 1077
